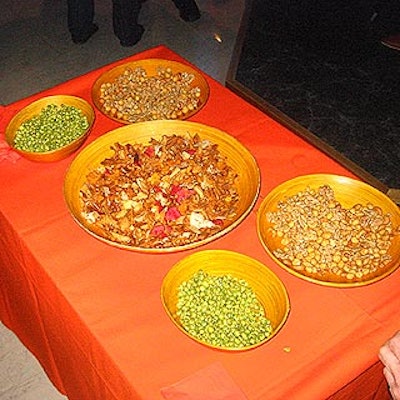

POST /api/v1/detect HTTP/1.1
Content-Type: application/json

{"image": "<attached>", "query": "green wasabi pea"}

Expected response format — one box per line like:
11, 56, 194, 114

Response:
14, 103, 89, 152
177, 270, 273, 348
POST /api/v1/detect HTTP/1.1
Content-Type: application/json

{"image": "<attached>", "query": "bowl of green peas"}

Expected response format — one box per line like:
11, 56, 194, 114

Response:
5, 95, 95, 162
161, 250, 290, 351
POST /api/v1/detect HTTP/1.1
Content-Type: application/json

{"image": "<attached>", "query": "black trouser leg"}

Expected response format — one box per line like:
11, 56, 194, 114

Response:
112, 0, 143, 45
67, 0, 95, 39
170, 0, 200, 22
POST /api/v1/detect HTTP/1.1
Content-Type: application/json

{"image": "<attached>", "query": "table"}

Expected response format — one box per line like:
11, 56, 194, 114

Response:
0, 45, 397, 400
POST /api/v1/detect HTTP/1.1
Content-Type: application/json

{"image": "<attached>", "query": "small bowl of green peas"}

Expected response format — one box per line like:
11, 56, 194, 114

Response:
5, 95, 95, 162
161, 250, 290, 351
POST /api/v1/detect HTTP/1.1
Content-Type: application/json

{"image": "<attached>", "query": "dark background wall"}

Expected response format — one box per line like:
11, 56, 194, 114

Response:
232, 0, 400, 189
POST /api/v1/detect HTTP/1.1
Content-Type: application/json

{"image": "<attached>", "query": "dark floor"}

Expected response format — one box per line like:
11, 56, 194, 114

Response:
231, 0, 400, 189
0, 0, 244, 105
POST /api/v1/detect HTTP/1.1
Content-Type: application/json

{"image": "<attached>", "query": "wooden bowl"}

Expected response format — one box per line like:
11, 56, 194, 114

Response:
257, 174, 400, 287
64, 120, 260, 252
91, 58, 209, 124
5, 95, 95, 162
161, 250, 290, 351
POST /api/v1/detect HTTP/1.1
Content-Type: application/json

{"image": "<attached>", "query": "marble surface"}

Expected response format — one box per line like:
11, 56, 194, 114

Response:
233, 0, 400, 189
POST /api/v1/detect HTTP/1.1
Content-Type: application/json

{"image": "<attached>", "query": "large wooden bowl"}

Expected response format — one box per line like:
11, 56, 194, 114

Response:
64, 120, 260, 252
92, 58, 209, 124
257, 174, 400, 287
5, 95, 95, 162
161, 250, 290, 351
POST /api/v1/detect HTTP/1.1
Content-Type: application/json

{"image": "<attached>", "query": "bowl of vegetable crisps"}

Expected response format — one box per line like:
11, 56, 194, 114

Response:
161, 250, 290, 351
64, 120, 261, 253
5, 95, 95, 162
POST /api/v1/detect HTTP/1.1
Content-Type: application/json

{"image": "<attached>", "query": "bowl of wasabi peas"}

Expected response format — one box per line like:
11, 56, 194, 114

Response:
161, 250, 290, 351
5, 95, 95, 162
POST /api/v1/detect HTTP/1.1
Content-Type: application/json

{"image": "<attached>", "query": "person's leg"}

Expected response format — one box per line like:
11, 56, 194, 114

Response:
112, 0, 144, 46
170, 0, 201, 22
67, 0, 98, 44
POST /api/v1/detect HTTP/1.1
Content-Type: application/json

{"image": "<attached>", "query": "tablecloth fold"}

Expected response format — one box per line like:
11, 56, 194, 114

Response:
160, 362, 248, 400
0, 105, 21, 163
0, 135, 21, 163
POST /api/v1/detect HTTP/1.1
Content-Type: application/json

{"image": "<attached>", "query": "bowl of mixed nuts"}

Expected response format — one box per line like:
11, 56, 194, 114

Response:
257, 174, 400, 287
5, 95, 95, 162
161, 250, 290, 351
64, 120, 260, 252
91, 59, 209, 124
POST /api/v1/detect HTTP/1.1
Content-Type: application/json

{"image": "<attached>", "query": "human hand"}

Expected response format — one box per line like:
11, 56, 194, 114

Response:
379, 331, 400, 399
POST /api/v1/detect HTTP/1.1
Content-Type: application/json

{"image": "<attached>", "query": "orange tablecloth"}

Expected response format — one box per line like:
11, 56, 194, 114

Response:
0, 45, 398, 400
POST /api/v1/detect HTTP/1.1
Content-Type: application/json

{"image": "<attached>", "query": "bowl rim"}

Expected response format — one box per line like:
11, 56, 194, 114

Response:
64, 120, 261, 253
5, 94, 95, 158
257, 173, 400, 288
91, 58, 210, 124
160, 249, 291, 351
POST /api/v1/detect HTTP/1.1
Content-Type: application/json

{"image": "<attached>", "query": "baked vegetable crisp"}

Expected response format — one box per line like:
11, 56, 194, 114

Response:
79, 133, 239, 248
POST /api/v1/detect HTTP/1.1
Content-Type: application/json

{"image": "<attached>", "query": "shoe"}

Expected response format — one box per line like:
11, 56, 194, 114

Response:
179, 6, 201, 22
71, 23, 98, 44
381, 34, 400, 51
119, 25, 145, 47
